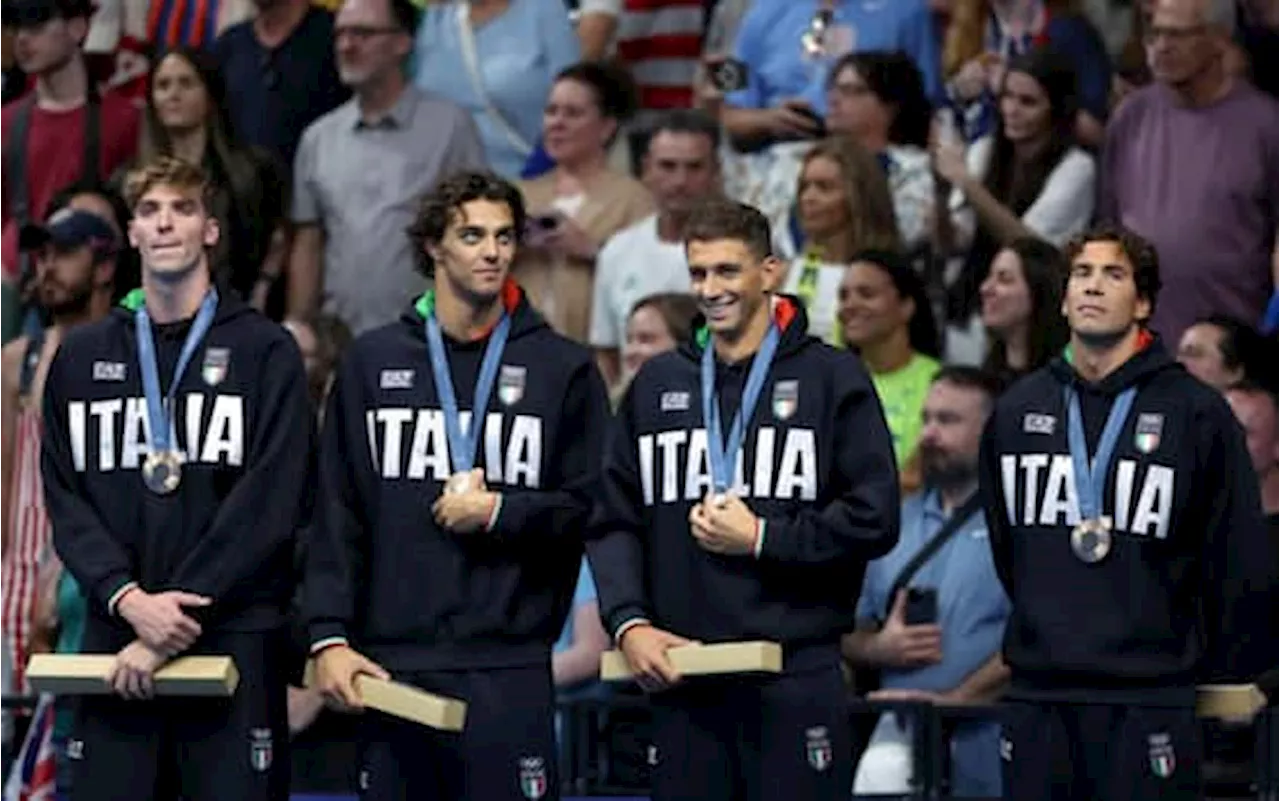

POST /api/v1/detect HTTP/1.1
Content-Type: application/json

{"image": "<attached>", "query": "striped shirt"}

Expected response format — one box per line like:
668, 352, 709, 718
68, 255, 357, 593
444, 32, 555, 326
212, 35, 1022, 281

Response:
615, 0, 703, 115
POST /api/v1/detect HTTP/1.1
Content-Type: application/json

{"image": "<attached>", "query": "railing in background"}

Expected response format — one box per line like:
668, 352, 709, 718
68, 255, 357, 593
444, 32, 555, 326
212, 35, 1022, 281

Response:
3, 693, 1275, 800
555, 695, 1278, 800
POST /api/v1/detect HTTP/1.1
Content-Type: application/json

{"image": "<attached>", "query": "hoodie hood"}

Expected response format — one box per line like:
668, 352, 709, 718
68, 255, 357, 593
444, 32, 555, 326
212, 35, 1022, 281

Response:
1047, 331, 1181, 397
677, 293, 814, 363
399, 279, 548, 343
114, 283, 256, 328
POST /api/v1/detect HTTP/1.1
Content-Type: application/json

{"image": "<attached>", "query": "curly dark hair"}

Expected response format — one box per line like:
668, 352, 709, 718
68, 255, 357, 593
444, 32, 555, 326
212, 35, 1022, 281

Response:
683, 199, 773, 261
1063, 223, 1163, 317
405, 171, 526, 278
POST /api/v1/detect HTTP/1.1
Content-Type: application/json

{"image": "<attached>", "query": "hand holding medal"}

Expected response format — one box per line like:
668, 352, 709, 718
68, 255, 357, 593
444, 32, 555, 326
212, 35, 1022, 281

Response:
432, 468, 497, 534
689, 492, 760, 556
690, 322, 778, 557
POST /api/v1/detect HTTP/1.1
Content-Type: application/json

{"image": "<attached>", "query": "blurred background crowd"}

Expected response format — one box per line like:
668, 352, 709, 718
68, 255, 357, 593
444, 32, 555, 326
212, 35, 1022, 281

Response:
1, 0, 1277, 797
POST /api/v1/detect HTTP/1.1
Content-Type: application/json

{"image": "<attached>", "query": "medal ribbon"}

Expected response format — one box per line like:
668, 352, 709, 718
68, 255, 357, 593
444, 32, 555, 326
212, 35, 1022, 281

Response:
136, 288, 219, 457
1064, 385, 1136, 522
425, 299, 510, 474
701, 324, 780, 494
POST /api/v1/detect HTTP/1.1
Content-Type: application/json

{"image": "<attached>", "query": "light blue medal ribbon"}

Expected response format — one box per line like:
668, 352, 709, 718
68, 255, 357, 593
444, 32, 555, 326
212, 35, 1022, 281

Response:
1064, 384, 1136, 561
135, 288, 219, 464
701, 324, 780, 497
425, 307, 511, 483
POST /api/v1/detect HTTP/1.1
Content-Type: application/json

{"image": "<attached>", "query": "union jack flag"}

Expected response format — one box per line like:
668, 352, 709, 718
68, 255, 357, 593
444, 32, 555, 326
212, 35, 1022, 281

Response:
3, 693, 57, 801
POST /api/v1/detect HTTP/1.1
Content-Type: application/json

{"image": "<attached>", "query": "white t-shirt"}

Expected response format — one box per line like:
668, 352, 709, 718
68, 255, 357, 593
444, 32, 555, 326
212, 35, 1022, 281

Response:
589, 215, 690, 349
951, 137, 1097, 248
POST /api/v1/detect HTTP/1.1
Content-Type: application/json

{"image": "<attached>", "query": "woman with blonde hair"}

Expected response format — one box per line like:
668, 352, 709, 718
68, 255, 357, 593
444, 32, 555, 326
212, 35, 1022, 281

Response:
779, 136, 901, 345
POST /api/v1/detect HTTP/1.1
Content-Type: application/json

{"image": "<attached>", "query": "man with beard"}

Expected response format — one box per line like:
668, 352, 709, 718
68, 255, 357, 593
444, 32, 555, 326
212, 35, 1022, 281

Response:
0, 203, 119, 715
286, 0, 484, 335
1, 0, 139, 285
843, 366, 1011, 798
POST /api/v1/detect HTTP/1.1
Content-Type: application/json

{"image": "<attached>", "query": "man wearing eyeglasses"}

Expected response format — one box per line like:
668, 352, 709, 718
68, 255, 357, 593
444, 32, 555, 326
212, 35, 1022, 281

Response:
286, 0, 486, 337
718, 0, 941, 151
1099, 0, 1278, 348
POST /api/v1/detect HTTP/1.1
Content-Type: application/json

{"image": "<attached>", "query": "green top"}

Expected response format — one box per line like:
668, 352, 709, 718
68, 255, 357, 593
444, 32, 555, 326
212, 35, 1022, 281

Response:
870, 353, 940, 466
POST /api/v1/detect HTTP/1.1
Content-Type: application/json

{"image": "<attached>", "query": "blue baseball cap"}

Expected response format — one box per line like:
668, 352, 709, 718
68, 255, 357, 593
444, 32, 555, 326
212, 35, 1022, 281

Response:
20, 208, 120, 258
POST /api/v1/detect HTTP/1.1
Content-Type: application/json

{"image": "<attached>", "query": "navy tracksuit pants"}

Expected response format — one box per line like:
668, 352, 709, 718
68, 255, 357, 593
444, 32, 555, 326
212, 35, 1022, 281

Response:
69, 622, 291, 801
1001, 700, 1201, 801
648, 651, 851, 801
357, 664, 558, 801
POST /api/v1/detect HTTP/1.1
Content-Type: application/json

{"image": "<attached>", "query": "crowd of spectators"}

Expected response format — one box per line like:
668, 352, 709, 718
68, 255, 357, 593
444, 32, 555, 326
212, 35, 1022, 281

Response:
2, 0, 1277, 796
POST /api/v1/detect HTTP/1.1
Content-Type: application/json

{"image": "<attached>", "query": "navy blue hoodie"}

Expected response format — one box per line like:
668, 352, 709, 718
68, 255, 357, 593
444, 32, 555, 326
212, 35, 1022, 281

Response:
302, 282, 609, 672
979, 337, 1275, 705
586, 297, 900, 657
42, 287, 313, 633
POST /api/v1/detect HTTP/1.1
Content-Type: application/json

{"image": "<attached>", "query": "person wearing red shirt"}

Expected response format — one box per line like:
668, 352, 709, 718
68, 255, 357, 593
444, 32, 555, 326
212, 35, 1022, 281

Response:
1, 0, 139, 287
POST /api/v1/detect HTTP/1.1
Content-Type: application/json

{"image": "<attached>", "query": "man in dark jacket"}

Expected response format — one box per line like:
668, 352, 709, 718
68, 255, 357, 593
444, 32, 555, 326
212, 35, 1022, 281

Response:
42, 156, 312, 801
304, 170, 609, 801
980, 223, 1275, 801
587, 198, 900, 801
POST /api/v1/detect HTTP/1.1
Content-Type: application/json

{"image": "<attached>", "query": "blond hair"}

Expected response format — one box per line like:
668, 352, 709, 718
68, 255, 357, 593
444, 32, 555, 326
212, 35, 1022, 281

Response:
799, 138, 901, 256
122, 156, 215, 212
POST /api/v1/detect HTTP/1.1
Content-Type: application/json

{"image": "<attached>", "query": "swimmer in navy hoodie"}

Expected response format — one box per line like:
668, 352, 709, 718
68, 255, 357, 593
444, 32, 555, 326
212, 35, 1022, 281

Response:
980, 224, 1275, 801
587, 199, 900, 801
304, 171, 609, 801
42, 157, 312, 801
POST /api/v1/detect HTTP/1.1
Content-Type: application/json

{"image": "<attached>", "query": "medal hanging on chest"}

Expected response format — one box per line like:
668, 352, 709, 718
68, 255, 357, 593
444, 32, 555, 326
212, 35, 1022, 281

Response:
701, 324, 780, 506
1064, 385, 1136, 563
423, 299, 511, 496
136, 289, 219, 495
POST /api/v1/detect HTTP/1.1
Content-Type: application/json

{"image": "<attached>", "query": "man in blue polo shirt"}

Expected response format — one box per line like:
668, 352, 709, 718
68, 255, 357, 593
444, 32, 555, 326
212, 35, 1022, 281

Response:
843, 366, 1010, 798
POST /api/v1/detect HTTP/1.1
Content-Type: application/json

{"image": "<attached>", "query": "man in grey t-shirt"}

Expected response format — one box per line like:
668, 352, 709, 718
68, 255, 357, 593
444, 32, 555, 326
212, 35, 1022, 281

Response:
287, 0, 485, 335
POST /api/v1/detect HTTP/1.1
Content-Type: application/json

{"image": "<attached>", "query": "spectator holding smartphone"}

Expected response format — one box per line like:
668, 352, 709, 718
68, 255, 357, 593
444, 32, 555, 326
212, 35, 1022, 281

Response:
844, 366, 1010, 798
719, 0, 941, 152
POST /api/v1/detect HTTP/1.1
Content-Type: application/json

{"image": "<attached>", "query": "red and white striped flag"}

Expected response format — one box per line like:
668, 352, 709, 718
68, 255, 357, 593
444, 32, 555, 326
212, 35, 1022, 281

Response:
3, 693, 57, 801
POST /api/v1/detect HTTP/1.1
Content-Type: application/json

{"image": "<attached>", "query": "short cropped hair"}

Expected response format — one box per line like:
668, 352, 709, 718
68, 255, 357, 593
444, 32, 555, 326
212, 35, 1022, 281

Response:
646, 108, 722, 153
1063, 223, 1162, 317
122, 156, 216, 213
406, 171, 526, 278
683, 199, 772, 261
932, 365, 1005, 409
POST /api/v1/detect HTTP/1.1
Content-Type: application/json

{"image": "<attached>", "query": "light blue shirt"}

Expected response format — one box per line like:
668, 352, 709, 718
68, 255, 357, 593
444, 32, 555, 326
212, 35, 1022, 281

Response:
858, 488, 1009, 797
726, 0, 942, 115
555, 558, 598, 655
413, 0, 579, 178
